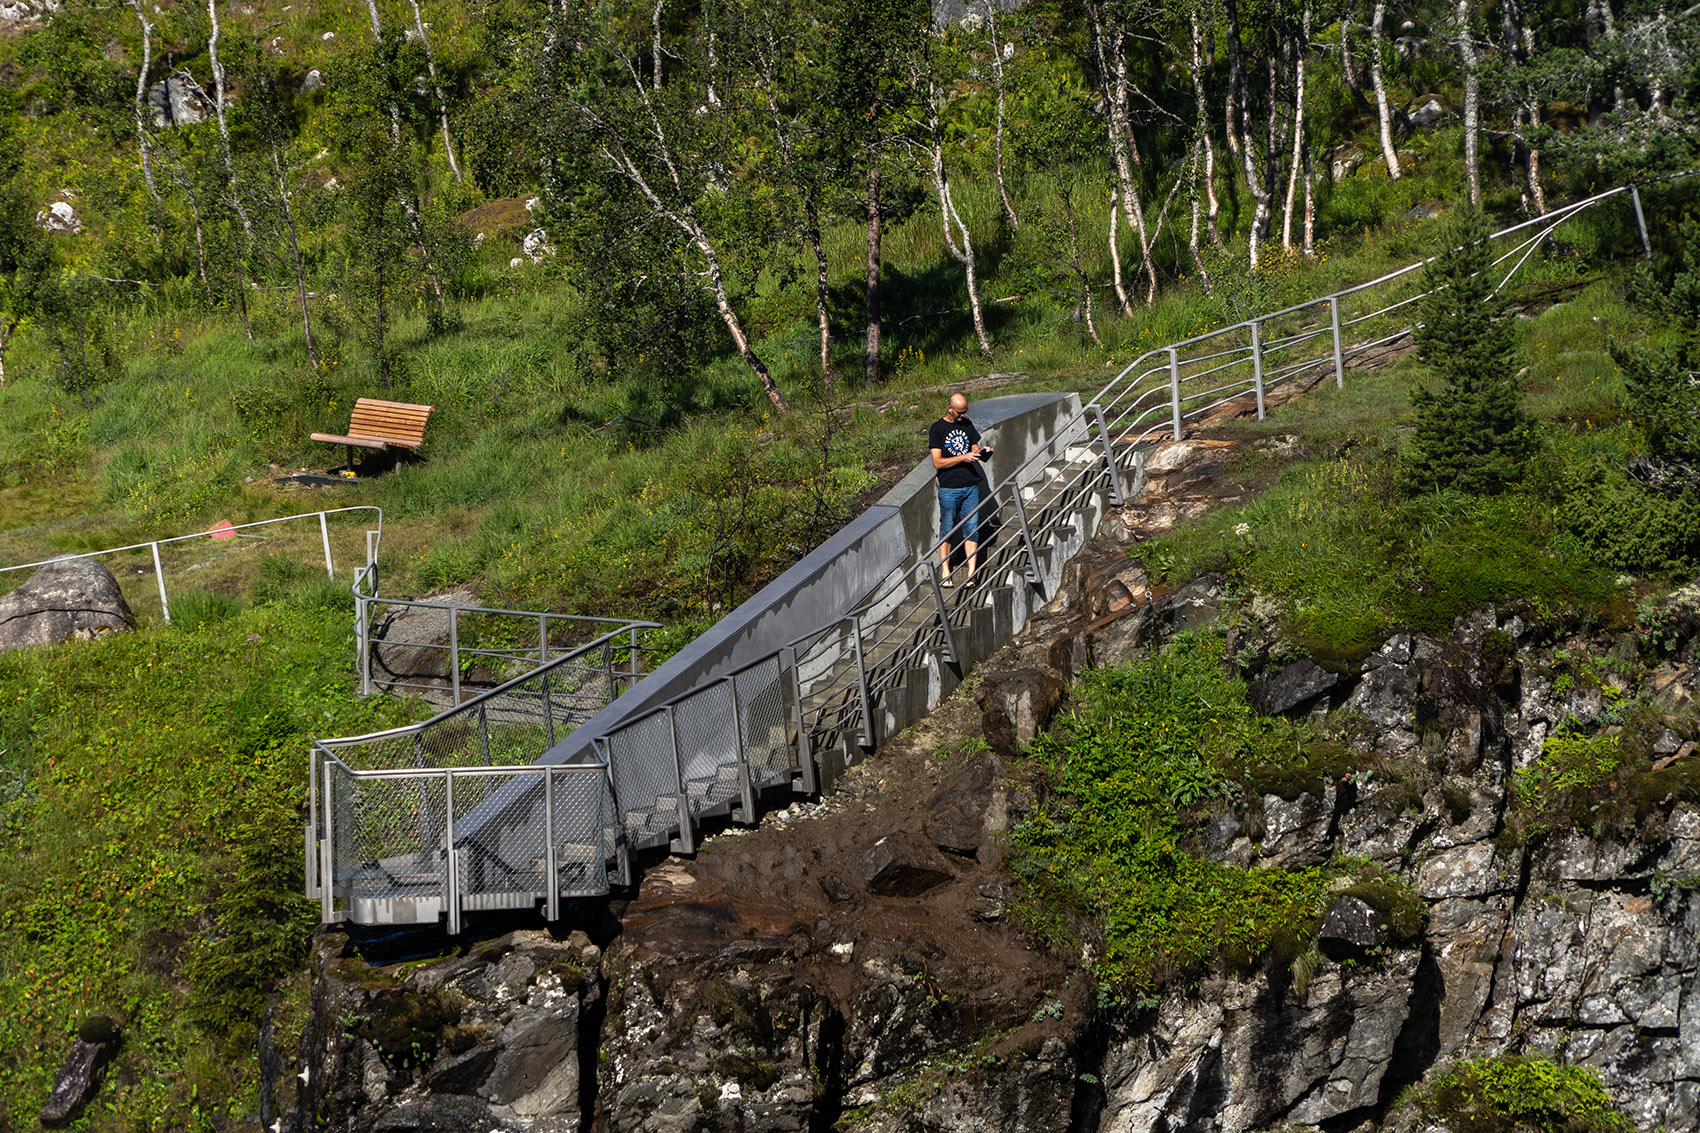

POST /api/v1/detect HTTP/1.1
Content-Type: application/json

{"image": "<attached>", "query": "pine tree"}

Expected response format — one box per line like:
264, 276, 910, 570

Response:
1398, 207, 1532, 495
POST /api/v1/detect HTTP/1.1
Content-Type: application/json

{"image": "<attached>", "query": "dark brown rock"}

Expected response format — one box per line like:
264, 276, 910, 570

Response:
39, 1035, 116, 1128
0, 558, 134, 652
974, 668, 1067, 758
923, 753, 1001, 855
848, 832, 955, 897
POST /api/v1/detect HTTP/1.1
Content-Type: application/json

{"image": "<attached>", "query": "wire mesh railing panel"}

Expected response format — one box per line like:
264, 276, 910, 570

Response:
346, 772, 448, 903
455, 771, 548, 902
672, 689, 737, 805
737, 659, 792, 789
551, 769, 610, 896
608, 711, 678, 830
329, 761, 355, 917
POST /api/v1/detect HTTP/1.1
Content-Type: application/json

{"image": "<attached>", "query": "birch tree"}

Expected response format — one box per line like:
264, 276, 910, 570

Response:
545, 10, 792, 412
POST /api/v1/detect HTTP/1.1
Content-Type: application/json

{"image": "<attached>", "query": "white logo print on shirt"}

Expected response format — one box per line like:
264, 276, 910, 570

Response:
944, 428, 970, 456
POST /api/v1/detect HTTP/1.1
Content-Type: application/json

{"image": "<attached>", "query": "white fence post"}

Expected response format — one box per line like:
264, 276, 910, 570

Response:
1251, 320, 1266, 420
151, 542, 171, 623
1168, 348, 1183, 441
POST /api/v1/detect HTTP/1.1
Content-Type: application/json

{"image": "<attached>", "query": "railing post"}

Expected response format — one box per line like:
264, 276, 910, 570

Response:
538, 614, 550, 669
305, 747, 320, 899
666, 705, 695, 854
357, 588, 372, 696
926, 564, 962, 670
1167, 348, 1183, 441
1251, 320, 1266, 420
449, 608, 461, 704
1630, 183, 1653, 261
478, 702, 491, 765
320, 759, 335, 923
319, 511, 334, 577
1007, 484, 1043, 587
445, 771, 460, 936
542, 671, 556, 745
784, 646, 817, 794
630, 627, 642, 683
850, 616, 874, 750
151, 542, 171, 623
603, 643, 615, 705
1090, 403, 1125, 506
1329, 297, 1345, 388
728, 675, 755, 823
544, 769, 559, 922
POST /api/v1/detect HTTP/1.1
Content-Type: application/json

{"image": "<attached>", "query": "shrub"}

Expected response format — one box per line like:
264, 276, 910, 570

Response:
1511, 728, 1624, 840
1550, 450, 1700, 572
1409, 1056, 1633, 1133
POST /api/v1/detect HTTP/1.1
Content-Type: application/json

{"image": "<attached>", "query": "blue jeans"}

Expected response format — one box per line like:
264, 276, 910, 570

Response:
938, 485, 980, 544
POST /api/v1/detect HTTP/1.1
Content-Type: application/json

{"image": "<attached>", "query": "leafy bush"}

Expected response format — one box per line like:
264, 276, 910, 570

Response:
1009, 634, 1356, 997
1549, 448, 1700, 572
1408, 1056, 1633, 1133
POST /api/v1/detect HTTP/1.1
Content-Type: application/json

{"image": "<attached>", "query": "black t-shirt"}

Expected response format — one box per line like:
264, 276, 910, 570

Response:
929, 416, 982, 488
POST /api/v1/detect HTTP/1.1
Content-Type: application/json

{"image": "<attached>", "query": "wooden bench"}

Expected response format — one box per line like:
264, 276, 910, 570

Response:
311, 398, 434, 471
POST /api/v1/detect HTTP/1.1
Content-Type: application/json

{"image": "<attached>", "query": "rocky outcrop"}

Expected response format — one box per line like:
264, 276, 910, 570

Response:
280, 930, 602, 1133
279, 436, 1700, 1132
0, 557, 134, 651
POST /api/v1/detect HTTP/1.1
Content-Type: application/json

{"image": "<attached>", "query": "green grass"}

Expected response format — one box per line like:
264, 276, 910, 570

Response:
1140, 280, 1687, 667
0, 584, 420, 1131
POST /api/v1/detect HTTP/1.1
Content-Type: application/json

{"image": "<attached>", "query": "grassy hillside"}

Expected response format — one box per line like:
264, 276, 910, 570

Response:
0, 0, 1694, 1125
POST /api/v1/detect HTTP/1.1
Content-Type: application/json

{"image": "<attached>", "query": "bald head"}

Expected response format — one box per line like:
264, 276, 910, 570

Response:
947, 394, 968, 419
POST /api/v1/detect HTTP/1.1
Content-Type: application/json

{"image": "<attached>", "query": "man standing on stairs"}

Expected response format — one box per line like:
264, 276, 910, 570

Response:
930, 393, 987, 587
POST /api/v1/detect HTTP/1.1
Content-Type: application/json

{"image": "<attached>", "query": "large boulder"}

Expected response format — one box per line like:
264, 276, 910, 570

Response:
973, 668, 1066, 758
0, 558, 134, 651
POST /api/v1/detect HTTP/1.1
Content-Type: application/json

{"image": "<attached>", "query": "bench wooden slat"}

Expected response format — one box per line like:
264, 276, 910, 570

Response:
310, 433, 391, 451
349, 407, 431, 422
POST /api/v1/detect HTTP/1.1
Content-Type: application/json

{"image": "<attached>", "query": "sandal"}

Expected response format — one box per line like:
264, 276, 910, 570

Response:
940, 577, 955, 589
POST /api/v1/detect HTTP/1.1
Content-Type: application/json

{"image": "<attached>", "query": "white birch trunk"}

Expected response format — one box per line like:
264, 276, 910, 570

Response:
1370, 0, 1402, 180
1189, 10, 1223, 249
408, 0, 464, 184
129, 0, 161, 203
1458, 0, 1481, 206
1108, 188, 1131, 315
983, 0, 1019, 228
925, 92, 992, 354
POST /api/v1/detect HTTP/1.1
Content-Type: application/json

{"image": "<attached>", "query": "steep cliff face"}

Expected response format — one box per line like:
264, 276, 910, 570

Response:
278, 443, 1700, 1133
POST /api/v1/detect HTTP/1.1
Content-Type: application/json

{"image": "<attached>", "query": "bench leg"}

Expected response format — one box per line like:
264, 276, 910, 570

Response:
345, 443, 355, 474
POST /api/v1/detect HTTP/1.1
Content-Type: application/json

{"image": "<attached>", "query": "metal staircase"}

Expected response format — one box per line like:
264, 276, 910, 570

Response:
307, 178, 1687, 931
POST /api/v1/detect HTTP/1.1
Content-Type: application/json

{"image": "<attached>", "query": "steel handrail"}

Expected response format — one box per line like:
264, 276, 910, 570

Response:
318, 619, 658, 752
0, 505, 386, 575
